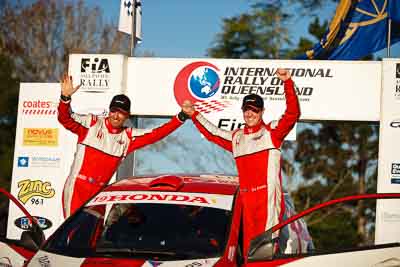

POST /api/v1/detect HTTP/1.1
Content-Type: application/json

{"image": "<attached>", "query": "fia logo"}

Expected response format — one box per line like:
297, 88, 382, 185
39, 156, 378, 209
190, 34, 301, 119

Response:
81, 58, 110, 73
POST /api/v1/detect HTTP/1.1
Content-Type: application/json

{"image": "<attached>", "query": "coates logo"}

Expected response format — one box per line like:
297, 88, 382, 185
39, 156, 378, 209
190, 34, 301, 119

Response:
174, 61, 230, 113
390, 119, 400, 128
22, 100, 56, 116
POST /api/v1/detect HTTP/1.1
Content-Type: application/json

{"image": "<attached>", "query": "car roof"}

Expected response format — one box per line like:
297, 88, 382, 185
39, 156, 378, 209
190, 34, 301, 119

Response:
104, 174, 239, 196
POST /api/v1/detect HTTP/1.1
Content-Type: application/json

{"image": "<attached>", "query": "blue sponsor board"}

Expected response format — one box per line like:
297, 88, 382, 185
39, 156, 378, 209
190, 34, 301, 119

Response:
17, 155, 60, 168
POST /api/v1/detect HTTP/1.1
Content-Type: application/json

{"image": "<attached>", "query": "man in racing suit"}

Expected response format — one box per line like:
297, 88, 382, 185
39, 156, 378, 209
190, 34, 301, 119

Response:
58, 74, 189, 218
182, 68, 300, 259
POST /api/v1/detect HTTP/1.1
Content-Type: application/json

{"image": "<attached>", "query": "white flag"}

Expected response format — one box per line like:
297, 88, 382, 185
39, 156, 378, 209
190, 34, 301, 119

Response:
118, 0, 142, 40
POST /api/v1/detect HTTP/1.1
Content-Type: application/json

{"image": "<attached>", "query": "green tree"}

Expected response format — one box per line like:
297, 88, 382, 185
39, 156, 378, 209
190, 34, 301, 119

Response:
0, 0, 129, 82
0, 52, 19, 190
292, 122, 379, 245
208, 3, 290, 59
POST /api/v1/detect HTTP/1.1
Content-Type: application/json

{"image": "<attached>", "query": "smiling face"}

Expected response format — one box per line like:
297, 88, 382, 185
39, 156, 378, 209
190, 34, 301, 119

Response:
108, 108, 129, 129
242, 106, 264, 127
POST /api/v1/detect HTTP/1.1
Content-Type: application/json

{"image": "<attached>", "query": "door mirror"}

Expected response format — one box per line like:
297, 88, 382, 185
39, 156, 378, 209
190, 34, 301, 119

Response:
20, 223, 45, 251
247, 229, 274, 262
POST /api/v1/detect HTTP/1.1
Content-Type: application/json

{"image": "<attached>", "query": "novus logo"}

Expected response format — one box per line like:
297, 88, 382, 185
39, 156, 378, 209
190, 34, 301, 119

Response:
17, 179, 55, 204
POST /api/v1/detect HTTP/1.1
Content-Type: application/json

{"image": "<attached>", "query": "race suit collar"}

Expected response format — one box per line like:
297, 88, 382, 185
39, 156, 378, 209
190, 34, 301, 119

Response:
105, 117, 124, 134
243, 121, 264, 134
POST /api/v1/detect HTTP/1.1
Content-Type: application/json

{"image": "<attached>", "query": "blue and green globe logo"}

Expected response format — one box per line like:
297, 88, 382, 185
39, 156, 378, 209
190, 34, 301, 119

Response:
189, 67, 220, 99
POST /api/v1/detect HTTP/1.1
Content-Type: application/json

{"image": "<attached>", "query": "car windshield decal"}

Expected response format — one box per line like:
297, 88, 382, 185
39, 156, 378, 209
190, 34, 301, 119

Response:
87, 191, 234, 210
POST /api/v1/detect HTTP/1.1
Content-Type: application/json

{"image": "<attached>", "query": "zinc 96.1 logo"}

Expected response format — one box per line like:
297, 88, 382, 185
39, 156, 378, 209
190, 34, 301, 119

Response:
174, 61, 220, 106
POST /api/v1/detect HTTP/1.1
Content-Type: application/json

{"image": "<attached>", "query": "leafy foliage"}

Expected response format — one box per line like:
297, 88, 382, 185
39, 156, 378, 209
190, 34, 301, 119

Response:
0, 53, 19, 190
0, 0, 129, 82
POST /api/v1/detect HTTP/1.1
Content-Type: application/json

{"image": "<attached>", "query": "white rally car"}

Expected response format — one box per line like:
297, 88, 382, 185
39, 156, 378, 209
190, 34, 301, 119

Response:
2, 175, 400, 266
0, 188, 45, 267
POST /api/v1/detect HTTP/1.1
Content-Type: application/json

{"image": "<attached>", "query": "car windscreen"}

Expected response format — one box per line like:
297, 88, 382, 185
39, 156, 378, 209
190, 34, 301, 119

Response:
43, 192, 234, 260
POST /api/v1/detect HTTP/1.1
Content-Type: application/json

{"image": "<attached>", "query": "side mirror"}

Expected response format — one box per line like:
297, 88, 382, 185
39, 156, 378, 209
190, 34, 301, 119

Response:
20, 224, 45, 251
247, 229, 274, 262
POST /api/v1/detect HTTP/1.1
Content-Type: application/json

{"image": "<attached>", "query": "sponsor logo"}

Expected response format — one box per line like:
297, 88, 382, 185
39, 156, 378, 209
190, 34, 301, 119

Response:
17, 179, 56, 204
391, 163, 400, 184
23, 128, 58, 147
17, 156, 29, 167
81, 57, 110, 73
38, 256, 50, 267
174, 61, 327, 113
17, 155, 60, 168
80, 57, 111, 92
0, 257, 12, 267
382, 211, 400, 222
148, 261, 163, 267
91, 193, 212, 205
174, 61, 226, 114
14, 216, 52, 230
372, 258, 400, 267
22, 100, 57, 116
390, 119, 400, 128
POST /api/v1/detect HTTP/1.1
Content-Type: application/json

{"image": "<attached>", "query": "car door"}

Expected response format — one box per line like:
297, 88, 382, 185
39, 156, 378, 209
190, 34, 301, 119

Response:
246, 193, 400, 267
0, 188, 45, 266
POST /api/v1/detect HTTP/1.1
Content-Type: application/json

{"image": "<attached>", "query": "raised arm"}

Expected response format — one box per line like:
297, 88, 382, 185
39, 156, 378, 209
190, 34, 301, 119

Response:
57, 74, 92, 139
270, 68, 301, 145
182, 100, 233, 152
127, 114, 185, 152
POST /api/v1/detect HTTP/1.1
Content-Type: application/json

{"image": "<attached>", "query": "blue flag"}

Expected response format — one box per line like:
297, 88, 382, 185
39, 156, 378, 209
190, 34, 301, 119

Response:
299, 0, 400, 60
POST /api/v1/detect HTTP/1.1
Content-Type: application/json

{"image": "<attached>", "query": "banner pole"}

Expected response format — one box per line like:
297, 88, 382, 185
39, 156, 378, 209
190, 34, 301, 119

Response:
387, 19, 391, 57
129, 0, 137, 57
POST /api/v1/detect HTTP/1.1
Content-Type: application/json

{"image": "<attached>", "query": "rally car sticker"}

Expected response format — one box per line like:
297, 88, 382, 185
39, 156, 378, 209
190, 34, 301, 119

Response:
29, 251, 220, 267
28, 251, 85, 267
0, 243, 25, 267
87, 191, 234, 210
141, 258, 219, 266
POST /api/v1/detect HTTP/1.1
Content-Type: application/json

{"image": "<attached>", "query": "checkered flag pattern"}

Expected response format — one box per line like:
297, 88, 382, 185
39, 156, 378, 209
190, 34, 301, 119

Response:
124, 0, 133, 16
194, 100, 232, 114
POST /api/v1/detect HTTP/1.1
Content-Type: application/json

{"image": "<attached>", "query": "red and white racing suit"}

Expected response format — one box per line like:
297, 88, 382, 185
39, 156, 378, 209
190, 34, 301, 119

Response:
191, 79, 300, 258
58, 99, 183, 218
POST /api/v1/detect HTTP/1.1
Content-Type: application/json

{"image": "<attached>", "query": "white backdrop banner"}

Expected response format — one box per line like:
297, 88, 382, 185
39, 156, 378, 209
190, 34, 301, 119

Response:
68, 54, 126, 115
375, 59, 400, 244
8, 77, 124, 239
7, 83, 77, 239
9, 56, 392, 241
125, 58, 381, 122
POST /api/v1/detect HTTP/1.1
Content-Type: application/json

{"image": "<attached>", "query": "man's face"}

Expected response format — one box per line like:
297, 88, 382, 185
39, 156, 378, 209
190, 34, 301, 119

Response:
242, 106, 264, 127
108, 108, 129, 128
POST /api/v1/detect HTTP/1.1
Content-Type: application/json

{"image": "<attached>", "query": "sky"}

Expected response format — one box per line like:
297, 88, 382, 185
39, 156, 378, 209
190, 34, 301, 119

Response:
88, 0, 400, 59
